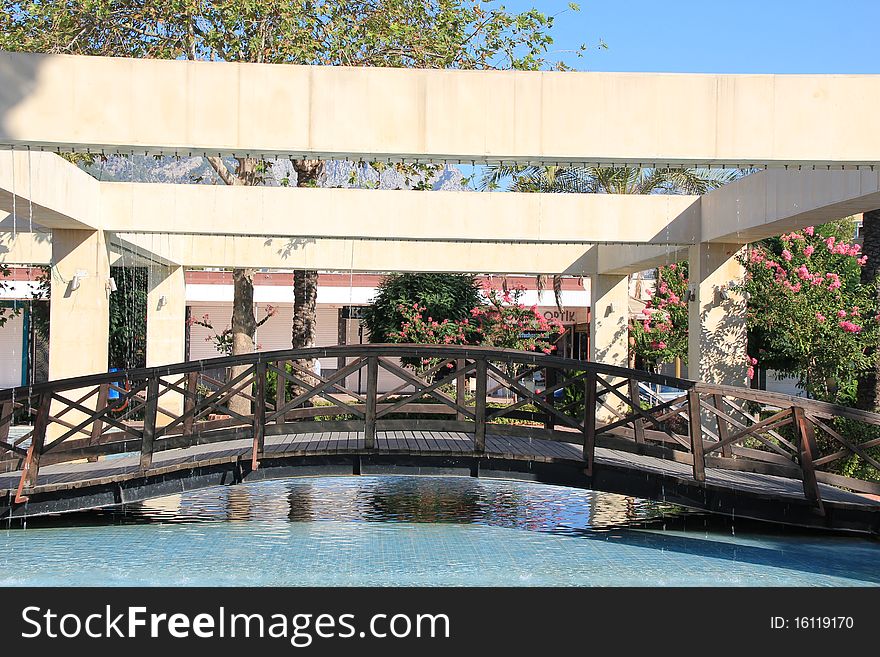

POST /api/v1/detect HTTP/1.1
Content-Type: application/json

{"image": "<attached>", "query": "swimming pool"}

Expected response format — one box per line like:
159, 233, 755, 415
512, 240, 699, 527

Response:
2, 476, 878, 586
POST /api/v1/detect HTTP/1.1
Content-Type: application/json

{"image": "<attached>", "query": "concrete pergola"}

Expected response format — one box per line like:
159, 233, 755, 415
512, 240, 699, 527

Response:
1, 51, 880, 394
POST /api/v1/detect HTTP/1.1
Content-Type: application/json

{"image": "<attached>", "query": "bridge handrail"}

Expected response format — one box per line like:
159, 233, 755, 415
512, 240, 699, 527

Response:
0, 344, 695, 401
1, 343, 879, 509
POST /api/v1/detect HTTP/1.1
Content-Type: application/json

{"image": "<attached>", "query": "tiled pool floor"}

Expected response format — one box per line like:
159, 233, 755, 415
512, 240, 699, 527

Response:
2, 476, 877, 586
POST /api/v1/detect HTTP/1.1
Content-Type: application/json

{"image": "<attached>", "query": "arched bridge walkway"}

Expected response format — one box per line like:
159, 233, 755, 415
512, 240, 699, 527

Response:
1, 345, 879, 533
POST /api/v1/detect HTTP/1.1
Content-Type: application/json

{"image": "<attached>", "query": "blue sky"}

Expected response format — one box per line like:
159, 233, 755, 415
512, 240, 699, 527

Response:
505, 0, 880, 74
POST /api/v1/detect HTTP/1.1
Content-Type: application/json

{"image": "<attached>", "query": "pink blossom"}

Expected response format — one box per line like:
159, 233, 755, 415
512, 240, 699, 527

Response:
839, 320, 863, 333
804, 226, 815, 236
837, 309, 848, 318
803, 245, 814, 257
795, 265, 811, 280
781, 249, 792, 262
816, 312, 826, 323
825, 236, 836, 250
747, 366, 755, 380
858, 256, 868, 266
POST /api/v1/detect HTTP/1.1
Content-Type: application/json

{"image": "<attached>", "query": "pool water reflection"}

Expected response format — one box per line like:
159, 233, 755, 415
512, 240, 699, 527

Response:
2, 476, 878, 586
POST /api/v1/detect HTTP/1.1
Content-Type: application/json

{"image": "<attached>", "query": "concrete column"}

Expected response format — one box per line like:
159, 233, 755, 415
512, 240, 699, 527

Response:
687, 243, 748, 386
589, 274, 630, 421
147, 265, 186, 368
47, 229, 110, 439
49, 229, 110, 380
589, 274, 629, 367
147, 265, 186, 420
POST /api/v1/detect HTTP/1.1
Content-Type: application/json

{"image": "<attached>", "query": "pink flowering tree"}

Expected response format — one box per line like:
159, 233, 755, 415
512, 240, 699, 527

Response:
190, 305, 278, 356
738, 220, 877, 403
387, 302, 476, 375
470, 287, 563, 354
386, 286, 562, 376
630, 263, 689, 370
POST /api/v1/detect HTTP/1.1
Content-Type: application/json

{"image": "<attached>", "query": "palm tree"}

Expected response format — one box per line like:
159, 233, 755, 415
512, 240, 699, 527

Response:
478, 164, 738, 313
479, 164, 737, 195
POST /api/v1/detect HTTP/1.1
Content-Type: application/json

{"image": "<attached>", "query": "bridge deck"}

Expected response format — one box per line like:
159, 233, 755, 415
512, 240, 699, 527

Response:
2, 431, 877, 529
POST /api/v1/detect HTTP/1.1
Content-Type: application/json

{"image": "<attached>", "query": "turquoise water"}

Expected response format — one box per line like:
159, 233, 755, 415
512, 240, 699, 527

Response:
2, 476, 878, 586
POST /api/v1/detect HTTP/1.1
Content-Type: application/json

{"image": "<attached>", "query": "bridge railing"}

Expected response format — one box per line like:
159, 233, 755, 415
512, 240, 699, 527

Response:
1, 344, 879, 510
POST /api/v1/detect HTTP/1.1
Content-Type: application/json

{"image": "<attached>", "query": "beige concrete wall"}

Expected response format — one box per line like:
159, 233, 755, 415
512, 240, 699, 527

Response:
687, 243, 748, 386
3, 52, 880, 166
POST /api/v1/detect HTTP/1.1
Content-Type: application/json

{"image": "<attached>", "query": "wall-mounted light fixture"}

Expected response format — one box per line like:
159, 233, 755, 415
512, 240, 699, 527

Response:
106, 276, 118, 293
157, 295, 168, 309
69, 269, 88, 292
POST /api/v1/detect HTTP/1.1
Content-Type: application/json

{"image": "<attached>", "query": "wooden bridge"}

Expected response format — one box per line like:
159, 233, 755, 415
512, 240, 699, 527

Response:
2, 345, 879, 533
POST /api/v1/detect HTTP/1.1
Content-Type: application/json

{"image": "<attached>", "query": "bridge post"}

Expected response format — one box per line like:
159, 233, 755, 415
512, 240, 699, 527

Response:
139, 376, 160, 471
543, 366, 558, 431
455, 358, 466, 421
364, 356, 378, 449
474, 358, 487, 452
712, 394, 732, 458
628, 378, 645, 444
687, 387, 706, 482
251, 361, 266, 470
792, 406, 824, 512
87, 383, 109, 462
275, 360, 288, 426
17, 392, 50, 495
183, 371, 198, 436
583, 370, 597, 476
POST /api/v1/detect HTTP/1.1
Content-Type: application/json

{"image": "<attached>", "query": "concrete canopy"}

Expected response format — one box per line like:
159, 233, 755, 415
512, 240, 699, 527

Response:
2, 51, 880, 168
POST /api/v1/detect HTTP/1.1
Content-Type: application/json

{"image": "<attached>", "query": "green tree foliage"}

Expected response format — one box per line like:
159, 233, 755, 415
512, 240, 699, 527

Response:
364, 273, 481, 344
0, 1, 588, 70
739, 220, 877, 404
108, 266, 147, 370
479, 164, 738, 194
630, 262, 688, 369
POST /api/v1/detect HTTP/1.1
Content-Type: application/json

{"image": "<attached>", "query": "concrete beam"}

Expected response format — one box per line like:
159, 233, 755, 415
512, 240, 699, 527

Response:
114, 232, 597, 275
0, 228, 51, 264
0, 149, 98, 229
702, 168, 880, 243
98, 182, 700, 245
596, 244, 689, 275
2, 51, 880, 166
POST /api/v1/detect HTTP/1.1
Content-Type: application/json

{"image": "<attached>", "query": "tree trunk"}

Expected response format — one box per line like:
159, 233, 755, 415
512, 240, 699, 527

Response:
229, 267, 256, 416
204, 157, 261, 417
291, 160, 325, 392
857, 209, 880, 410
